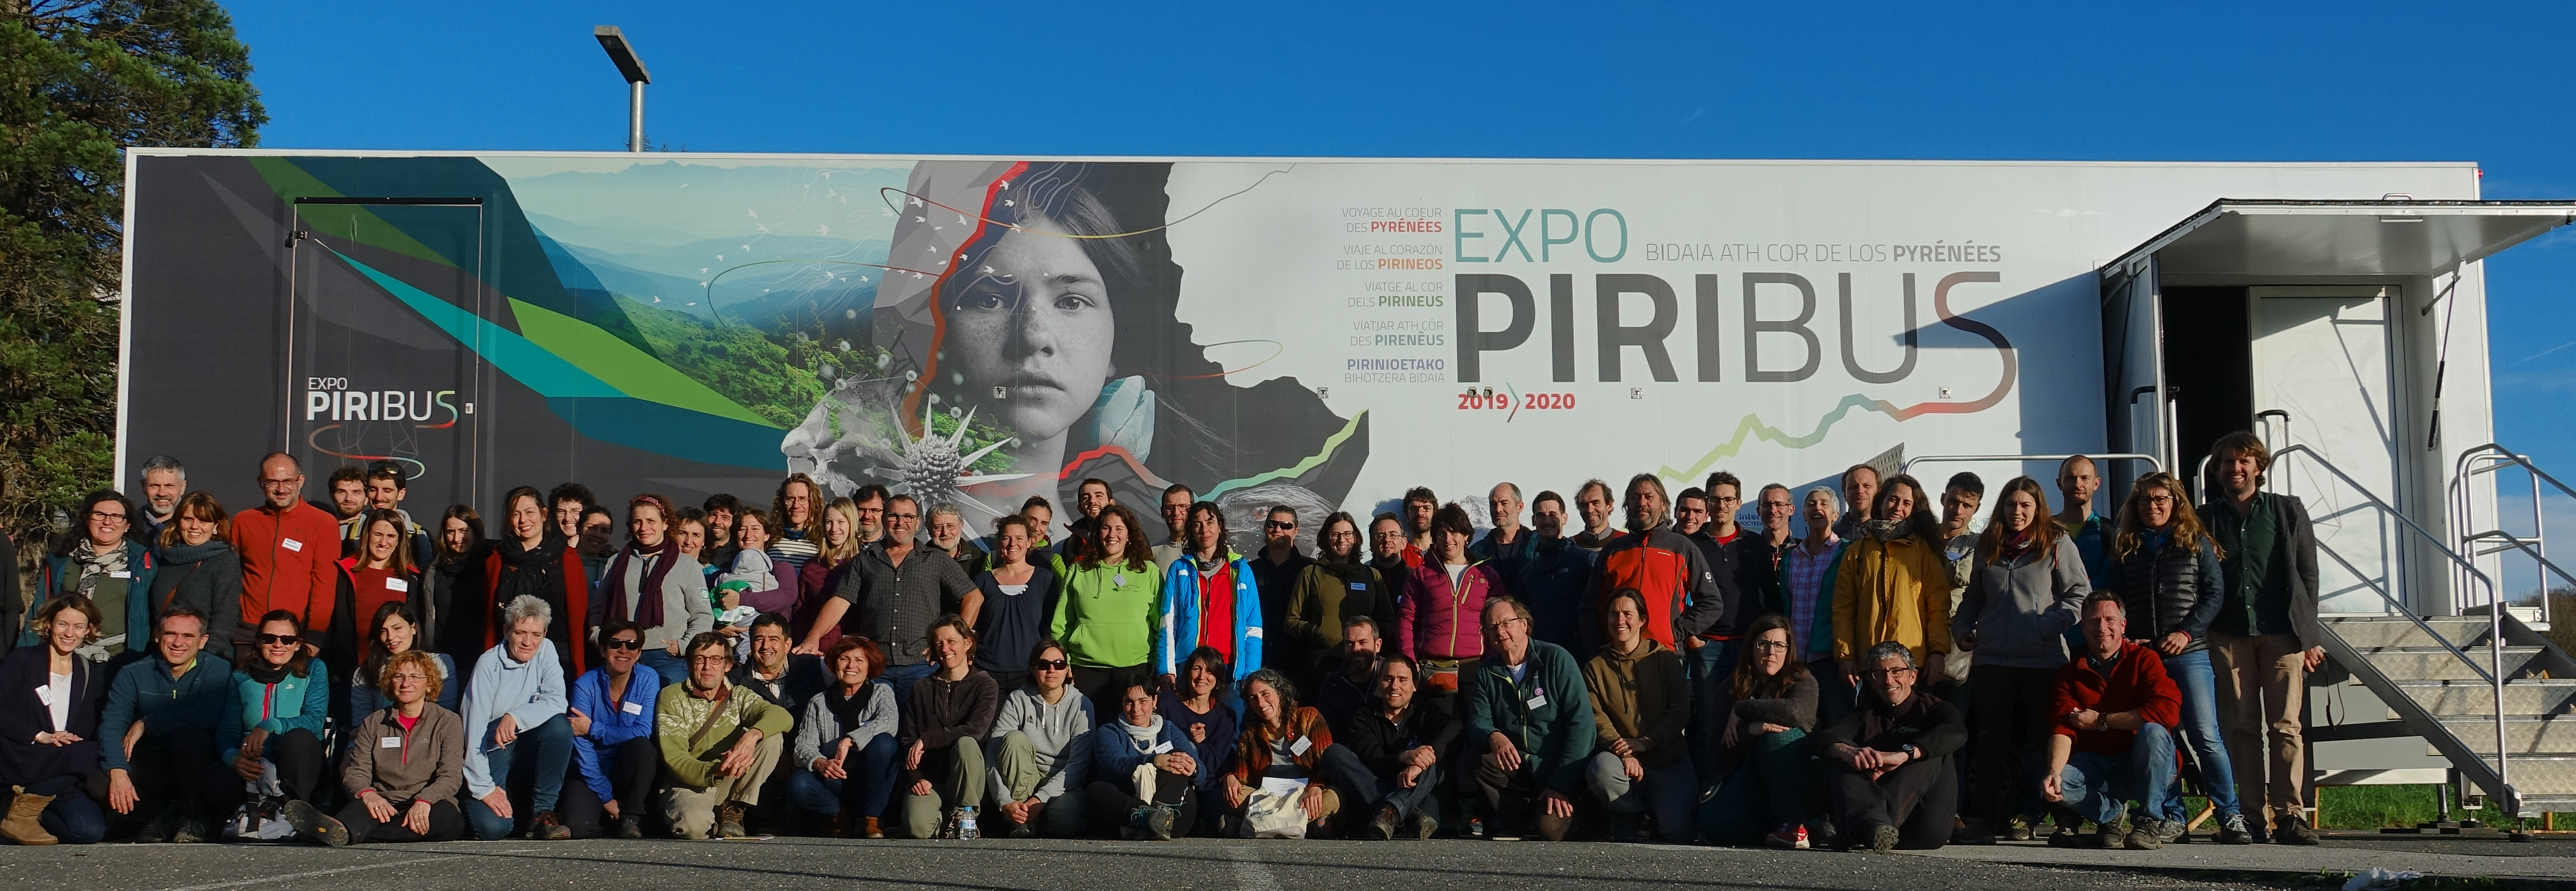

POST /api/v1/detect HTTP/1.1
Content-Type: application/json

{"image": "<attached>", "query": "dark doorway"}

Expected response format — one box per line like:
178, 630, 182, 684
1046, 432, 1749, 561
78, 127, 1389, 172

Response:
2162, 286, 2252, 498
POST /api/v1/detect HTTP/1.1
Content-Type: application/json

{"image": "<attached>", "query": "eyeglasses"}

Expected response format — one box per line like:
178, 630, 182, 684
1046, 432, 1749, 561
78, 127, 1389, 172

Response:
1865, 667, 1918, 679
259, 477, 300, 490
1751, 639, 1792, 652
689, 654, 732, 665
257, 634, 301, 646
1031, 658, 1070, 671
1265, 521, 1297, 530
2144, 495, 2177, 506
887, 513, 918, 521
603, 638, 644, 651
88, 511, 128, 523
387, 673, 430, 684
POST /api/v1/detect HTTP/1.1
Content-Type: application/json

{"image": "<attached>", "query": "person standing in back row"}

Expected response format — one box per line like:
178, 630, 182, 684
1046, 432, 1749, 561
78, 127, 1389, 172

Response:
800, 495, 978, 703
235, 454, 340, 648
2196, 432, 2324, 846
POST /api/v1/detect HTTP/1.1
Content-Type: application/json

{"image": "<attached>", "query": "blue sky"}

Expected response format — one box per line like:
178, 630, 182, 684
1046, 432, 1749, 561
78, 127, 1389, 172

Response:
228, 0, 2576, 566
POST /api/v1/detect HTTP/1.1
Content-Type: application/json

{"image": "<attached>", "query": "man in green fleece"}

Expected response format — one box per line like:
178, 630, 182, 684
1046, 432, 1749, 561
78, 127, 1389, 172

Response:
657, 632, 791, 839
1462, 595, 1594, 841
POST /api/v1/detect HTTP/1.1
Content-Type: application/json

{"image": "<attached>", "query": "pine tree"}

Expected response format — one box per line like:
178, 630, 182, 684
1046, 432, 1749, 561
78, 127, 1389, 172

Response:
0, 0, 263, 565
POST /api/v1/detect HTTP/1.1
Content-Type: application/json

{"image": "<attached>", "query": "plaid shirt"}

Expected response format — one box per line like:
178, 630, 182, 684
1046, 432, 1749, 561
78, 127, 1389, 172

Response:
1781, 533, 1841, 659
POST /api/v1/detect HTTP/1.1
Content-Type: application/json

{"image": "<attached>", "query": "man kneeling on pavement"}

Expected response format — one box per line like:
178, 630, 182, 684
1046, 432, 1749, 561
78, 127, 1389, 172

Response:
2044, 591, 2184, 849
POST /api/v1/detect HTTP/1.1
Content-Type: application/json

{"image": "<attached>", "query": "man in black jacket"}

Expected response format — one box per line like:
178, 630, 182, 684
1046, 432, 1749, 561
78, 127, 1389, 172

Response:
1321, 653, 1458, 840
1816, 640, 1968, 853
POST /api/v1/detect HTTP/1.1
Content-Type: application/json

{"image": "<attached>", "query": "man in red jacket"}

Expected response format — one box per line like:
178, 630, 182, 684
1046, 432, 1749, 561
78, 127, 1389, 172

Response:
2043, 591, 2182, 851
232, 453, 341, 647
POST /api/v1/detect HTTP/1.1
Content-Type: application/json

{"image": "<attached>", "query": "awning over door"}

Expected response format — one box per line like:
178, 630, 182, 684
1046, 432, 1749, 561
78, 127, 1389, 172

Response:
2109, 200, 2576, 278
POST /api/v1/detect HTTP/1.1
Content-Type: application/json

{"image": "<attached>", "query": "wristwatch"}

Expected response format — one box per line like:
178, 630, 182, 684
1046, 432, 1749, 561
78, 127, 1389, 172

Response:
1900, 743, 1920, 760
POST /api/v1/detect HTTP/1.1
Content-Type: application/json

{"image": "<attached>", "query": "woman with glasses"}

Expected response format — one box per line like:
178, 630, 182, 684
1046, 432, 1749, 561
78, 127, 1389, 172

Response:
223, 611, 333, 828
561, 618, 661, 839
350, 602, 460, 723
964, 515, 1058, 693
985, 638, 1093, 838
25, 491, 154, 661
300, 650, 466, 845
2106, 471, 2248, 845
1152, 503, 1262, 693
1284, 512, 1397, 694
790, 636, 900, 838
1949, 476, 2089, 845
1701, 613, 1820, 848
1579, 588, 1693, 843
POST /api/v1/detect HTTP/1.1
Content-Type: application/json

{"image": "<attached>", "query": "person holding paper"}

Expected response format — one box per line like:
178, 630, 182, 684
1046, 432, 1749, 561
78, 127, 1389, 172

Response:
1222, 668, 1342, 837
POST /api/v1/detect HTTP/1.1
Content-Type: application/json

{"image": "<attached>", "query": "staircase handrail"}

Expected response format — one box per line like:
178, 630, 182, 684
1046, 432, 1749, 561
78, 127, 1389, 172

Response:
2450, 443, 2567, 626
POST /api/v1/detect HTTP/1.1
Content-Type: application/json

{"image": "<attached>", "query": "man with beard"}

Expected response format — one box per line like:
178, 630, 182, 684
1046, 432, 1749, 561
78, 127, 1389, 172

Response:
1584, 474, 1726, 658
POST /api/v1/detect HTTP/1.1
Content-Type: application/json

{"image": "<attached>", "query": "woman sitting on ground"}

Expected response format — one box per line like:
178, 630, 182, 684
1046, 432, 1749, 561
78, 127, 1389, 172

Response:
224, 612, 332, 821
1085, 682, 1201, 840
985, 639, 1093, 838
897, 616, 998, 838
790, 636, 900, 838
1700, 613, 1820, 849
293, 650, 467, 845
0, 596, 111, 845
1223, 669, 1342, 838
1156, 646, 1239, 835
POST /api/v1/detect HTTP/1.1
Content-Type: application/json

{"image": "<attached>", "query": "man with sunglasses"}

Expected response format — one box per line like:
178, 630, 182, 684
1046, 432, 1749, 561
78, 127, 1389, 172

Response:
232, 453, 340, 647
98, 608, 240, 842
564, 619, 660, 839
1815, 639, 1967, 853
1247, 505, 1313, 677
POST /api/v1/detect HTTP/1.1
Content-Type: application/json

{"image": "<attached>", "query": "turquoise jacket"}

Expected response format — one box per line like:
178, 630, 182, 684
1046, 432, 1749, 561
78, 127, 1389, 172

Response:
1153, 551, 1263, 681
221, 659, 331, 764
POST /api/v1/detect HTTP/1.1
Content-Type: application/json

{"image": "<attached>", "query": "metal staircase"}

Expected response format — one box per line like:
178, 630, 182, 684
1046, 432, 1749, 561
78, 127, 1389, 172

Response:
2271, 444, 2576, 817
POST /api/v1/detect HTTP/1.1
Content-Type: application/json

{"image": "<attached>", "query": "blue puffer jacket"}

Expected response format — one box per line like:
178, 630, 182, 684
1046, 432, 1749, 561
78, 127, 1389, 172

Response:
1153, 552, 1263, 681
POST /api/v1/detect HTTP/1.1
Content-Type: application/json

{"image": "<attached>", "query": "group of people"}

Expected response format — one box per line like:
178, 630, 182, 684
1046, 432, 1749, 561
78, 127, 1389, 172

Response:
0, 431, 2329, 854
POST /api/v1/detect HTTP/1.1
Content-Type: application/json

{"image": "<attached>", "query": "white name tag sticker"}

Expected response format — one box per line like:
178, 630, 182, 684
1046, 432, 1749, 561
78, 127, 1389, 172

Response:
1150, 741, 1174, 754
380, 736, 404, 748
1349, 582, 1366, 592
1526, 692, 1549, 710
386, 578, 409, 592
281, 538, 303, 553
109, 570, 131, 579
1114, 573, 1127, 588
622, 700, 645, 716
34, 685, 53, 706
1289, 735, 1311, 757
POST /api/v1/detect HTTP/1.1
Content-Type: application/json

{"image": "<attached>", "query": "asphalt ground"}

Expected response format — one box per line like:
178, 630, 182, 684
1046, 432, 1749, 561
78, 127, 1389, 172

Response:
0, 836, 2365, 891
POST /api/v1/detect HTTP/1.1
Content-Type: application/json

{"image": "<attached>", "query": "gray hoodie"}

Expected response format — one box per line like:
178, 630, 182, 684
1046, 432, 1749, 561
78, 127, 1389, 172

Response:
1950, 533, 2089, 670
986, 685, 1096, 802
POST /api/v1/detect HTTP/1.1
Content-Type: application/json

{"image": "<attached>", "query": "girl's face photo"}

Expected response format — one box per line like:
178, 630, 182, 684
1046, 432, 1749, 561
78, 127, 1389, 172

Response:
945, 213, 1116, 446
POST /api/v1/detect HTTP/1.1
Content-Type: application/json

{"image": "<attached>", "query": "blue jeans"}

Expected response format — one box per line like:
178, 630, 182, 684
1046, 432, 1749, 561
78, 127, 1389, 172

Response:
464, 714, 575, 840
638, 650, 689, 690
883, 661, 937, 704
2057, 722, 2180, 825
12, 774, 104, 844
1584, 752, 1697, 842
2157, 650, 2241, 819
1686, 639, 1739, 782
785, 735, 900, 819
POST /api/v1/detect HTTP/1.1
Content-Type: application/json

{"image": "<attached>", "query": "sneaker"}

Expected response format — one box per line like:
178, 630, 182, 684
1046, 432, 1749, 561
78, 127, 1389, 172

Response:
2003, 815, 2034, 841
1808, 819, 1839, 851
282, 800, 349, 847
2274, 814, 2321, 846
170, 810, 213, 845
1007, 819, 1034, 839
2088, 821, 2125, 848
2123, 818, 2164, 850
136, 809, 175, 844
1765, 823, 1811, 850
1466, 816, 1488, 839
2153, 816, 2187, 846
716, 803, 748, 839
2215, 813, 2254, 846
533, 811, 571, 841
1142, 805, 1177, 841
1952, 817, 1996, 846
616, 815, 645, 839
1369, 804, 1400, 841
1406, 811, 1439, 840
1862, 822, 1899, 853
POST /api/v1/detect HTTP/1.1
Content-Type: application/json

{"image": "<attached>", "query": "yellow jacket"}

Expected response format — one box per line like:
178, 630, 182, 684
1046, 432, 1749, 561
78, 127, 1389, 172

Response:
1830, 530, 1952, 662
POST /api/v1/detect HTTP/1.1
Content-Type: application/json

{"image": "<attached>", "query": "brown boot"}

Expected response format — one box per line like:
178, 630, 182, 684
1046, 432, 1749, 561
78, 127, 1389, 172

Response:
859, 815, 885, 839
4, 787, 58, 846
826, 812, 854, 838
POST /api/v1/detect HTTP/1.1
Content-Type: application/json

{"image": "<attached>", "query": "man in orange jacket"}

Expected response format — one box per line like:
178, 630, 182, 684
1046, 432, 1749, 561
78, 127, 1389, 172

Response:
232, 453, 341, 647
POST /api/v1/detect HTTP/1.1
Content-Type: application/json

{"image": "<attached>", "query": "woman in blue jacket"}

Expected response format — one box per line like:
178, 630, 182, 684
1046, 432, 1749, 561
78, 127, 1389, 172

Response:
1085, 681, 1203, 840
223, 611, 332, 813
25, 490, 154, 661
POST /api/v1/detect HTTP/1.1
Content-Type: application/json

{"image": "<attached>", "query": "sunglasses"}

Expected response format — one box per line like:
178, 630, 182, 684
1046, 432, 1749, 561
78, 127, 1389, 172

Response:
1265, 521, 1297, 530
257, 634, 301, 646
603, 638, 644, 651
1031, 658, 1070, 671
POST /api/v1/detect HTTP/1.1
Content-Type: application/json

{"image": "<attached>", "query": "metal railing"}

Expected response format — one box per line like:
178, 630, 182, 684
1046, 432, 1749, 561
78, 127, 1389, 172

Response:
2449, 443, 2568, 627
2271, 444, 2514, 799
1903, 452, 2163, 477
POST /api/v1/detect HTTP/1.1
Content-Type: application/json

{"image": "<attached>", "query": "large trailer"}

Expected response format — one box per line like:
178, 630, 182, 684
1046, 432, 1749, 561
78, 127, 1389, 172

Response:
119, 150, 2576, 817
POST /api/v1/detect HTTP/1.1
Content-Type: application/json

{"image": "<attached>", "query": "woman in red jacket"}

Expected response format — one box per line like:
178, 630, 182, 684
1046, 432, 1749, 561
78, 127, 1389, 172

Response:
1395, 505, 1500, 714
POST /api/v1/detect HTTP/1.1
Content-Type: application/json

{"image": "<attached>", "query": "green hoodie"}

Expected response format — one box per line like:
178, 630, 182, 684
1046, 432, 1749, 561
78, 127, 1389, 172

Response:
1050, 560, 1163, 669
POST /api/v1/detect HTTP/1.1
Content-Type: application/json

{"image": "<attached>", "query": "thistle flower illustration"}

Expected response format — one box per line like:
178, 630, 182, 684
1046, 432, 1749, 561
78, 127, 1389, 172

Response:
868, 402, 1031, 519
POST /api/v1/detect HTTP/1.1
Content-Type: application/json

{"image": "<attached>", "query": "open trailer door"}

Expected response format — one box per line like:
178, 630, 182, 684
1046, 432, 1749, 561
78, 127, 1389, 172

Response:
2099, 254, 2169, 505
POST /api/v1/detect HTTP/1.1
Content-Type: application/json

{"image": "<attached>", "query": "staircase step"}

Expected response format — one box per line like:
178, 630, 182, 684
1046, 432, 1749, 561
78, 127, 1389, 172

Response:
2394, 680, 2576, 717
2358, 646, 2543, 681
2437, 716, 2576, 756
2476, 755, 2576, 798
2326, 616, 2497, 650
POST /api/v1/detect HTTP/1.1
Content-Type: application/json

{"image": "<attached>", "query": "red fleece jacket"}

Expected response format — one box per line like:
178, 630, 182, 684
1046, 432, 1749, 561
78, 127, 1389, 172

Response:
2050, 639, 2180, 756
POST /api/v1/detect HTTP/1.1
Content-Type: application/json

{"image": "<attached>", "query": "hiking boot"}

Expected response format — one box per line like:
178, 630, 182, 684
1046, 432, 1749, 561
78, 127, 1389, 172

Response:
1143, 805, 1178, 841
859, 816, 884, 839
2002, 814, 2034, 841
1861, 821, 1899, 853
2274, 813, 2321, 846
1766, 822, 1811, 850
2153, 816, 2188, 846
1369, 804, 1400, 841
716, 803, 748, 839
282, 800, 350, 847
533, 811, 570, 841
170, 808, 214, 844
1406, 810, 1439, 840
2123, 818, 2164, 850
1006, 817, 1034, 839
616, 814, 645, 839
1951, 816, 1995, 846
2088, 820, 2128, 848
3, 787, 59, 846
2214, 813, 2254, 845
